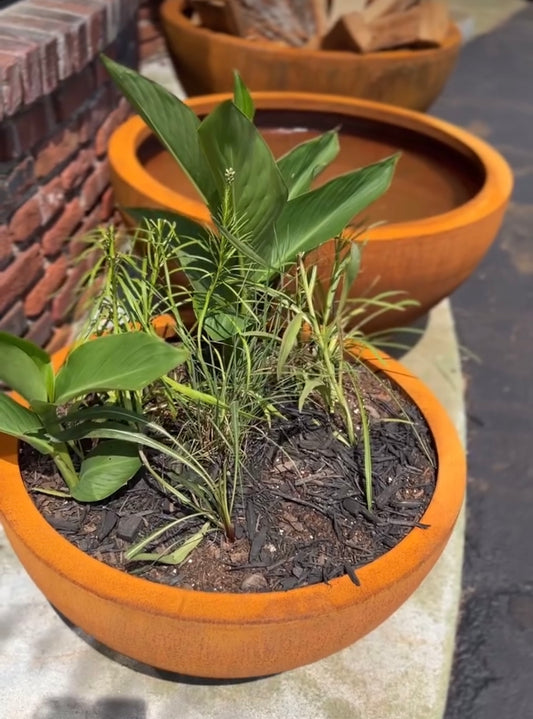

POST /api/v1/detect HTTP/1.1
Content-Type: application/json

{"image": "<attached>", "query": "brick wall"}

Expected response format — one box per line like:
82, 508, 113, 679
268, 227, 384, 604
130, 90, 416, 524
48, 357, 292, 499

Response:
0, 0, 139, 351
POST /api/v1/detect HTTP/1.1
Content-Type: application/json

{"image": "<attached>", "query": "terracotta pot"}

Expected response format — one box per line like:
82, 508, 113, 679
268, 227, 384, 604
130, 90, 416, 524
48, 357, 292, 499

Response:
109, 93, 513, 332
0, 326, 465, 679
160, 0, 461, 112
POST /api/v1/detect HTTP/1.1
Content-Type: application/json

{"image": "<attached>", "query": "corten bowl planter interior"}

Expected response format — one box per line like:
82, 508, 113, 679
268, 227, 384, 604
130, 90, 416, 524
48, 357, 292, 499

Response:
109, 92, 513, 333
0, 332, 466, 679
160, 0, 462, 112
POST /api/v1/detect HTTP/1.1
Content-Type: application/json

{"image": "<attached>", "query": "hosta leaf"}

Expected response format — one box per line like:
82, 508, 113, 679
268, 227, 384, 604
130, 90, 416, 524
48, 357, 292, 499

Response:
72, 440, 141, 502
0, 393, 51, 453
0, 332, 53, 403
55, 333, 188, 404
100, 55, 217, 207
198, 100, 287, 241
268, 154, 398, 271
277, 131, 339, 199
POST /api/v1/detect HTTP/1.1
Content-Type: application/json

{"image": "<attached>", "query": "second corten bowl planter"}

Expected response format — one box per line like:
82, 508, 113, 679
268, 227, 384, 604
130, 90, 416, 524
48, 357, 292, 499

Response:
109, 92, 513, 332
0, 325, 466, 679
160, 0, 462, 112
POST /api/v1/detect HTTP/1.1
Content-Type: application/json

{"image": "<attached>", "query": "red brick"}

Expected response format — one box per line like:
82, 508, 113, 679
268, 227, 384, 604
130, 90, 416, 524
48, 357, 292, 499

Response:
34, 126, 79, 178
0, 301, 28, 336
0, 158, 35, 218
46, 323, 72, 353
60, 148, 94, 191
0, 121, 20, 163
0, 225, 14, 268
42, 198, 84, 256
99, 186, 115, 222
25, 255, 69, 317
12, 4, 84, 79
52, 66, 95, 122
9, 195, 42, 244
0, 244, 44, 315
75, 205, 102, 248
38, 176, 65, 225
0, 51, 23, 118
81, 160, 109, 211
22, 1, 90, 71
12, 102, 55, 155
76, 86, 113, 144
25, 311, 54, 347
94, 99, 130, 157
0, 36, 42, 106
0, 19, 59, 95
51, 260, 88, 322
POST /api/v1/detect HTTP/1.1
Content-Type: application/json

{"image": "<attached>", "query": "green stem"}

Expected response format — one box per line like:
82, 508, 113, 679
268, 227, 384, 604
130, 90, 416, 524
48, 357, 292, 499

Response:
51, 444, 79, 492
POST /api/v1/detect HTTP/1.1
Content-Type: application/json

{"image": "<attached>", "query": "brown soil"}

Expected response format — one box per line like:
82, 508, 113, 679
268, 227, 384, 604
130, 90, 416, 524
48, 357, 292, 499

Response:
20, 368, 436, 593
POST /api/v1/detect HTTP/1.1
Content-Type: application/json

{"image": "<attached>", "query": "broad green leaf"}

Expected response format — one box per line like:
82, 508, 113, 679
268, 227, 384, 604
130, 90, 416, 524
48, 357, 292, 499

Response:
0, 332, 53, 403
62, 404, 150, 427
82, 427, 210, 483
277, 131, 340, 199
129, 522, 210, 565
100, 55, 217, 207
277, 313, 303, 379
55, 333, 188, 404
0, 393, 51, 453
232, 71, 254, 120
197, 100, 288, 241
267, 155, 398, 271
72, 440, 141, 502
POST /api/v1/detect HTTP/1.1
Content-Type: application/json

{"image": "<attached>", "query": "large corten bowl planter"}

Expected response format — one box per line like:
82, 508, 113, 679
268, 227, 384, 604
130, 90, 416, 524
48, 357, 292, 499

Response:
161, 0, 462, 111
109, 93, 513, 332
0, 338, 465, 679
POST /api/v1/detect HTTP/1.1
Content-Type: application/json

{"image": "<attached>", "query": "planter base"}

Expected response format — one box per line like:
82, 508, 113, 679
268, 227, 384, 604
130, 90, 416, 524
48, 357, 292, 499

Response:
0, 299, 465, 716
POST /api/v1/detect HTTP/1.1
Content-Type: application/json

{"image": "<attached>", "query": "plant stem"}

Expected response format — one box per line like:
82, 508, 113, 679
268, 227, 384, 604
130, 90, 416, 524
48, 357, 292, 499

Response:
52, 444, 79, 492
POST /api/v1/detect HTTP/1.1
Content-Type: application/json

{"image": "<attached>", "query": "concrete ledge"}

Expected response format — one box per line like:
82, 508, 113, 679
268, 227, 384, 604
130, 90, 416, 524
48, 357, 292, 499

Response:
0, 299, 466, 719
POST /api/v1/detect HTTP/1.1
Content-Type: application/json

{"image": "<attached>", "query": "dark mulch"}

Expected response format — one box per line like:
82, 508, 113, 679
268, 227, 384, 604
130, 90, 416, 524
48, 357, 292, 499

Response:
20, 368, 436, 593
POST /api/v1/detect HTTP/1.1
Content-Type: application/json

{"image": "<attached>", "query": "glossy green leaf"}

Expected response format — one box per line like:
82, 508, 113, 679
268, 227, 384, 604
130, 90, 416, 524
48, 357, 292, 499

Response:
100, 55, 218, 208
267, 155, 398, 270
197, 100, 287, 240
232, 71, 254, 120
277, 131, 339, 199
0, 332, 53, 403
71, 440, 141, 502
55, 333, 188, 404
0, 393, 51, 453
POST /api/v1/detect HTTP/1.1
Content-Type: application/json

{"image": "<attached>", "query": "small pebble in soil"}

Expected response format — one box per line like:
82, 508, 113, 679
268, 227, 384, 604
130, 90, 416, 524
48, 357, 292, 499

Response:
241, 573, 269, 592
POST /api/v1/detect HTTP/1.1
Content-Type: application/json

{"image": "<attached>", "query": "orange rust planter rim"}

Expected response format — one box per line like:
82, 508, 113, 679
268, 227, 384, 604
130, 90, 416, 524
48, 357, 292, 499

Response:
108, 93, 513, 242
162, 0, 462, 63
0, 324, 466, 626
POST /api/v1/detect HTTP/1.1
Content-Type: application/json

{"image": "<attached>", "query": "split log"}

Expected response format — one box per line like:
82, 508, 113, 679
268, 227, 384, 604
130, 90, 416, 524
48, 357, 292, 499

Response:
322, 0, 450, 53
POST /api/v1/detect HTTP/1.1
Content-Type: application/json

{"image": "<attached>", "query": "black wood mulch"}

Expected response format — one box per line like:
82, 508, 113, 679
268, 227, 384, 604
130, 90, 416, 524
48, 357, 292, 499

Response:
20, 369, 436, 593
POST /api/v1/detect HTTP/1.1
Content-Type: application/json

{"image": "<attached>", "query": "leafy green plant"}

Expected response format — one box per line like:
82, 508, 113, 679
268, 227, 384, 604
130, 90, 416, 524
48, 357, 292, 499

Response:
0, 331, 187, 501
101, 56, 398, 340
